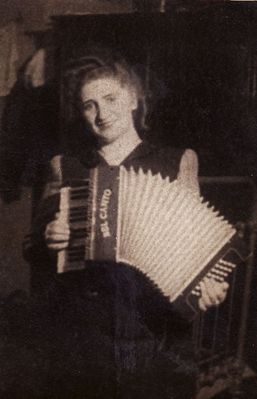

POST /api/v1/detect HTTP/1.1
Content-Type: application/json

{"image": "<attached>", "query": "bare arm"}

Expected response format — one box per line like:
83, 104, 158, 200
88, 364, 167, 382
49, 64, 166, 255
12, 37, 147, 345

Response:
178, 149, 229, 311
177, 149, 200, 195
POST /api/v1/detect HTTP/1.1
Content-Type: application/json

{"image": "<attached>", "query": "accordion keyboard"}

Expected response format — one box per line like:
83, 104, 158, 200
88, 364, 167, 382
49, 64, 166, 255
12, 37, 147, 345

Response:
58, 184, 91, 271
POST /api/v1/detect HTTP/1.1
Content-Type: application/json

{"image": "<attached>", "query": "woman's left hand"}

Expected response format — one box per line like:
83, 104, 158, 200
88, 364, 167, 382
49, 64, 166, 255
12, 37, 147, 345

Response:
198, 277, 229, 311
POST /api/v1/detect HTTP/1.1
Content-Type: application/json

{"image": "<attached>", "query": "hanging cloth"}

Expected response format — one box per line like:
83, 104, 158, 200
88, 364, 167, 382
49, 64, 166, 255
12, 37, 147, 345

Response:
0, 22, 19, 97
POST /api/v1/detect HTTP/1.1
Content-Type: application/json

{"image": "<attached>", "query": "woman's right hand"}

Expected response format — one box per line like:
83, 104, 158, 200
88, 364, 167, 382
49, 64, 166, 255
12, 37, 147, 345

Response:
44, 212, 70, 251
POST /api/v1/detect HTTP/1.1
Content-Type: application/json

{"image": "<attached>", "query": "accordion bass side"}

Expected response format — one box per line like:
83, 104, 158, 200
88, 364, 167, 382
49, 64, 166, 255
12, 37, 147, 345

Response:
57, 166, 250, 315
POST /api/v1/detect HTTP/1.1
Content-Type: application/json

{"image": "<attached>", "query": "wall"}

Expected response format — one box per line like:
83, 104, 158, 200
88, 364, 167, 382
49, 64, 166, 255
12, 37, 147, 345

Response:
0, 0, 133, 31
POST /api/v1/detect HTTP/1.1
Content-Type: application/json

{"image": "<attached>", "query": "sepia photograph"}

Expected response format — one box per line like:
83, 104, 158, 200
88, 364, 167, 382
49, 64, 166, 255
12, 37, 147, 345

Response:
0, 1, 257, 398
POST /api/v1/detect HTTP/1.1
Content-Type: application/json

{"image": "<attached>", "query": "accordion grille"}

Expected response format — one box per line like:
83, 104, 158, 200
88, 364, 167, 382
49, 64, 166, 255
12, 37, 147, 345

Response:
117, 167, 235, 302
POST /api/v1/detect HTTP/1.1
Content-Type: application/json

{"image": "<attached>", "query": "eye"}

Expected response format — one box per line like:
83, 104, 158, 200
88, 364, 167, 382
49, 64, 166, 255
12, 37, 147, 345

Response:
106, 95, 116, 103
83, 102, 94, 112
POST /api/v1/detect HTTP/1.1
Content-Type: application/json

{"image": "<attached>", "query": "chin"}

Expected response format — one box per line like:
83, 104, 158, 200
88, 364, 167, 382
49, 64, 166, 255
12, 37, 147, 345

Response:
98, 132, 122, 144
97, 134, 116, 146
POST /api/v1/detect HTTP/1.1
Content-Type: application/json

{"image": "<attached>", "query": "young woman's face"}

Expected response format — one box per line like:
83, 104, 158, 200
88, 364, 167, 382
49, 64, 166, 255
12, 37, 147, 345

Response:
80, 77, 137, 145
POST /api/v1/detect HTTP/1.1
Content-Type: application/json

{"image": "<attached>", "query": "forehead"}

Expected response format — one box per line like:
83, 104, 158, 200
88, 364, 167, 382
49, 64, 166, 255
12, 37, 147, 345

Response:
81, 77, 130, 101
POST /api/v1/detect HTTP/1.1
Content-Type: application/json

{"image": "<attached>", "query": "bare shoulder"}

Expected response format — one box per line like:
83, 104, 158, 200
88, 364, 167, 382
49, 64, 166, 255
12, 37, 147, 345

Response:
181, 148, 199, 166
179, 149, 199, 174
178, 149, 200, 194
42, 154, 63, 199
49, 155, 63, 177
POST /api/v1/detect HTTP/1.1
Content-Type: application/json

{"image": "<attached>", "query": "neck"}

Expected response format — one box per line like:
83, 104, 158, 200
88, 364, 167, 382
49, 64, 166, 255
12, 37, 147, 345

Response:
99, 128, 142, 166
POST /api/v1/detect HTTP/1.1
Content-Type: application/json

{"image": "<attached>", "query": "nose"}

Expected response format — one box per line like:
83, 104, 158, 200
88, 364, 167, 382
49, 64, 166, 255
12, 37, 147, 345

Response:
96, 103, 111, 123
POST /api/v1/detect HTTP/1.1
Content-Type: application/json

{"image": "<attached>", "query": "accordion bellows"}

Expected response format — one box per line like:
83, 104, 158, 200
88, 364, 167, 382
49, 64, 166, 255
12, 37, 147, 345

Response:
58, 166, 240, 307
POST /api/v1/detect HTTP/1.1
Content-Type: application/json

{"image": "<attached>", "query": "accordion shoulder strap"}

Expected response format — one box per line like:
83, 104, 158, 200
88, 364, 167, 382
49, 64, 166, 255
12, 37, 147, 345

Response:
61, 155, 91, 184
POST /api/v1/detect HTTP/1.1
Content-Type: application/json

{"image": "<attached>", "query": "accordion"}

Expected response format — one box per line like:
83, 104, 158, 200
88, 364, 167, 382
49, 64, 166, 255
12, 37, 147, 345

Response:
58, 166, 249, 315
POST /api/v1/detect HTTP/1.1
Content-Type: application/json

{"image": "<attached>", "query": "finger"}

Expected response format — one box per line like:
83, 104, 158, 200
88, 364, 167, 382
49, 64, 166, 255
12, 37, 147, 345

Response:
46, 226, 70, 237
200, 278, 219, 307
46, 234, 70, 243
217, 291, 227, 304
45, 225, 70, 242
45, 232, 70, 243
45, 222, 70, 237
204, 278, 229, 305
205, 278, 218, 296
48, 242, 69, 251
199, 280, 213, 309
47, 220, 70, 231
198, 297, 207, 311
220, 282, 229, 303
221, 282, 229, 291
215, 282, 229, 304
208, 278, 228, 298
205, 278, 223, 304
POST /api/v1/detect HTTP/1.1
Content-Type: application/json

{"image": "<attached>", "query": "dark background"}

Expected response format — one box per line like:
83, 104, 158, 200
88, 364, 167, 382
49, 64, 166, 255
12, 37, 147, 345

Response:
0, 3, 257, 397
54, 4, 257, 179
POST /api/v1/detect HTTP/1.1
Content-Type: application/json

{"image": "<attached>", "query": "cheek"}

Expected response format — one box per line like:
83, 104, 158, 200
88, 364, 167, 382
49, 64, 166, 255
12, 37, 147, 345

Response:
114, 103, 124, 114
83, 111, 95, 125
116, 98, 134, 115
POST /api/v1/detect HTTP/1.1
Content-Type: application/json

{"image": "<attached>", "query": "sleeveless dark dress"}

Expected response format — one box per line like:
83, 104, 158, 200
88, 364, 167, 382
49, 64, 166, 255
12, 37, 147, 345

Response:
15, 142, 197, 399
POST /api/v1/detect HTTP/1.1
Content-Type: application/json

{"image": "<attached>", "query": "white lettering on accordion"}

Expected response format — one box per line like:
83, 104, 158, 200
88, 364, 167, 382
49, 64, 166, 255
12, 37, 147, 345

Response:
99, 188, 112, 238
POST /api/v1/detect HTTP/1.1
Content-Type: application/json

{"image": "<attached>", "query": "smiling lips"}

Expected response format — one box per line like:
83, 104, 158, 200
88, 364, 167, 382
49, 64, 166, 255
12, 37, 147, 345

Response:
97, 120, 116, 129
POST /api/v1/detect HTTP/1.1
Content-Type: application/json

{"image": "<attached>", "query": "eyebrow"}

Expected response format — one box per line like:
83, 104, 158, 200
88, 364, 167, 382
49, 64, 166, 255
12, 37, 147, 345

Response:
103, 93, 116, 98
82, 92, 117, 104
82, 99, 94, 105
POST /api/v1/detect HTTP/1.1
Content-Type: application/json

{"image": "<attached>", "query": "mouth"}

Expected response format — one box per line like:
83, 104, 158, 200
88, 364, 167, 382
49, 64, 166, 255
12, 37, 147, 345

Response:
97, 120, 116, 129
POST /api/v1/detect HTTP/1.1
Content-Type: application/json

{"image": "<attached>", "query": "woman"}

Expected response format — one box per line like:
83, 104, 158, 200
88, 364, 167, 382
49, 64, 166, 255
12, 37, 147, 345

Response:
25, 50, 228, 399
